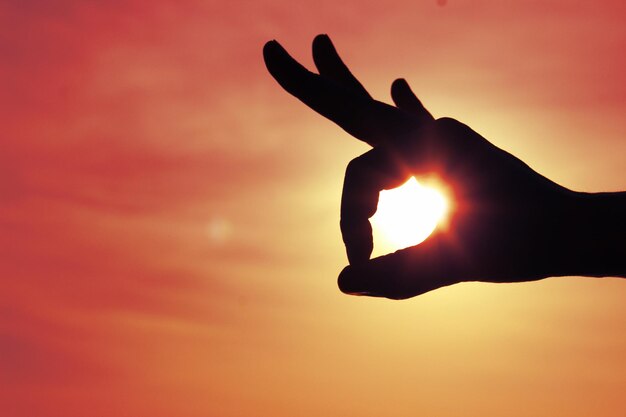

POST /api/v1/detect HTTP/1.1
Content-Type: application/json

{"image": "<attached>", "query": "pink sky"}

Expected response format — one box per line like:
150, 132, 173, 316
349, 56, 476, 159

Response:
1, 1, 625, 416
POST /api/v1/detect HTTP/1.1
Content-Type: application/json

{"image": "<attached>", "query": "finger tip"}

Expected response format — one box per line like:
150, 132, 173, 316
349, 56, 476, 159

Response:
263, 40, 281, 56
313, 33, 330, 42
263, 41, 291, 76
312, 33, 333, 53
263, 39, 277, 48
338, 264, 377, 296
337, 265, 358, 294
391, 78, 408, 92
262, 41, 277, 62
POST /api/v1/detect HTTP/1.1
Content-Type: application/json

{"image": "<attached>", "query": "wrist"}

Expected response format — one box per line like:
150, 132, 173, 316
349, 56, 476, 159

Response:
550, 190, 626, 278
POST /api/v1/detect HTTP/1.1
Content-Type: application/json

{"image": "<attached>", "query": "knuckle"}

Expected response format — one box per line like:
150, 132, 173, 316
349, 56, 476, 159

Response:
344, 156, 362, 177
345, 151, 372, 175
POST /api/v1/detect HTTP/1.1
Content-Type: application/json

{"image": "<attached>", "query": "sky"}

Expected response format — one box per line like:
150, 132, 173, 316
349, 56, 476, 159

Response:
1, 1, 625, 416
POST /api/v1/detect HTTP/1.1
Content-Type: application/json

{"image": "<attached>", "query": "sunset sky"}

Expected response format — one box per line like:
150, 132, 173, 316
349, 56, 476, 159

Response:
1, 1, 625, 416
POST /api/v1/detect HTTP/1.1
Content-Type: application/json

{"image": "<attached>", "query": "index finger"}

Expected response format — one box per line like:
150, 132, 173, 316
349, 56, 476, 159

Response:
340, 148, 410, 264
263, 40, 414, 147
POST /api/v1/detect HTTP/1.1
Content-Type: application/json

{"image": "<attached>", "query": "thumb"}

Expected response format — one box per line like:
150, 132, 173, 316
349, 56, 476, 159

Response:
337, 251, 412, 299
337, 243, 457, 300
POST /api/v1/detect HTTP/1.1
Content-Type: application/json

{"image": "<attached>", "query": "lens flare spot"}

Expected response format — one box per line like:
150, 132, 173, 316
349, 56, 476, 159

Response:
207, 217, 232, 245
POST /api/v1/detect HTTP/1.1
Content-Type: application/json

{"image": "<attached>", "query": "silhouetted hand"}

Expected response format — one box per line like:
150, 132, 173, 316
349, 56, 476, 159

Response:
264, 35, 625, 299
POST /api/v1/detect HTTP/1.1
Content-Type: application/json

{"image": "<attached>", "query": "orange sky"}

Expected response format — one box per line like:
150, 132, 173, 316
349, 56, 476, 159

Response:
1, 1, 625, 416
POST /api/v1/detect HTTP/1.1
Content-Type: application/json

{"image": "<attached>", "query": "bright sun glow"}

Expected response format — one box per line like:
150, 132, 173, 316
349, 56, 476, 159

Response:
371, 177, 448, 255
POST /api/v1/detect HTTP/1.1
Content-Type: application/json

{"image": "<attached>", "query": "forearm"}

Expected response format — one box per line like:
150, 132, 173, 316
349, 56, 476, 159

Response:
553, 191, 626, 278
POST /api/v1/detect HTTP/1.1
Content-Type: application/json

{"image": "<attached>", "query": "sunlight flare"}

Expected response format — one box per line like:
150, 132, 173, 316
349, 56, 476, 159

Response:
371, 177, 448, 254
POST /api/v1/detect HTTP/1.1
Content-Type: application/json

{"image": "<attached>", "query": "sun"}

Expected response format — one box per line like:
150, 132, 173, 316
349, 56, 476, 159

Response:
370, 177, 448, 255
